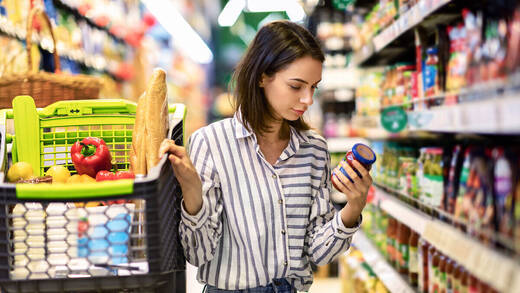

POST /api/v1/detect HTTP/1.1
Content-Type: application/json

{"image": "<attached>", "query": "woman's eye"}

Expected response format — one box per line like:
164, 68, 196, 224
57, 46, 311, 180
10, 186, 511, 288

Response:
289, 85, 301, 90
312, 85, 318, 90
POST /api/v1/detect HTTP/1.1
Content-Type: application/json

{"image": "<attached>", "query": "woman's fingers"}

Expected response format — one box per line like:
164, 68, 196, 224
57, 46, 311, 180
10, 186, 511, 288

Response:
340, 161, 364, 190
159, 139, 185, 158
332, 172, 352, 194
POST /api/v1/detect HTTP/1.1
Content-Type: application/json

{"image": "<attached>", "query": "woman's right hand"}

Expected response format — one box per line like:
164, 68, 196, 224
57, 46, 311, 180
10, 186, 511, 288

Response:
159, 139, 203, 215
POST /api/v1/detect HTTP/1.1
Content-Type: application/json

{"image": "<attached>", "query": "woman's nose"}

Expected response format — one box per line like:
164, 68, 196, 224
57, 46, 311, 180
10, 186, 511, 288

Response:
300, 91, 314, 106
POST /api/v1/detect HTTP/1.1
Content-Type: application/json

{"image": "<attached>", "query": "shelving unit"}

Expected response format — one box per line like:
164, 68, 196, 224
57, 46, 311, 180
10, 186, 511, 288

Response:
352, 0, 453, 66
0, 14, 121, 76
373, 185, 520, 293
351, 230, 416, 293
52, 0, 129, 45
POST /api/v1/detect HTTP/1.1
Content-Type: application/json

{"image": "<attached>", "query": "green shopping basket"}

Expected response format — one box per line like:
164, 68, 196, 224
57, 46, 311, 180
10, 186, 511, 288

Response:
0, 96, 187, 292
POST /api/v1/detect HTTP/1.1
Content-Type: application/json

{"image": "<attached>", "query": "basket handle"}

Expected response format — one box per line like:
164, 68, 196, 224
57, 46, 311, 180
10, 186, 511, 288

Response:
26, 6, 61, 74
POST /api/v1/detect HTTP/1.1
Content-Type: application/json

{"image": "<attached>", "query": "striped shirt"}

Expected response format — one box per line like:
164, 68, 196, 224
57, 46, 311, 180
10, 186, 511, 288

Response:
179, 115, 360, 291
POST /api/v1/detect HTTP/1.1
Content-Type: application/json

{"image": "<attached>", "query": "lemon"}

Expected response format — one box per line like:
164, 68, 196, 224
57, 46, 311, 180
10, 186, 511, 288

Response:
7, 162, 34, 182
46, 165, 71, 183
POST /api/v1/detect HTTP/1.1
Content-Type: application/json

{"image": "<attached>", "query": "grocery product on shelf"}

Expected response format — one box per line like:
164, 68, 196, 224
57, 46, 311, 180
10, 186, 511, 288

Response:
396, 222, 411, 275
340, 246, 390, 293
332, 143, 376, 190
408, 231, 419, 287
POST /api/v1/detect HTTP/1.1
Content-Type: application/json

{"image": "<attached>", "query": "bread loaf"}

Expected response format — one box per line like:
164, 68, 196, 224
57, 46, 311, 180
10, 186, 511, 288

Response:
130, 93, 147, 174
144, 68, 168, 172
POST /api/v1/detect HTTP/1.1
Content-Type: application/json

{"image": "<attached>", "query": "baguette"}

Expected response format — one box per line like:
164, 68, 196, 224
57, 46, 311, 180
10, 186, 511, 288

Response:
130, 93, 147, 175
144, 68, 168, 172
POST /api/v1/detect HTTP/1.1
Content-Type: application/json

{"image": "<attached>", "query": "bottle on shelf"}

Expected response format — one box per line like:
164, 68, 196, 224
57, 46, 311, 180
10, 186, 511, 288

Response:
397, 222, 411, 275
439, 256, 447, 293
386, 217, 398, 267
445, 259, 454, 293
409, 230, 419, 287
418, 238, 430, 293
431, 250, 440, 293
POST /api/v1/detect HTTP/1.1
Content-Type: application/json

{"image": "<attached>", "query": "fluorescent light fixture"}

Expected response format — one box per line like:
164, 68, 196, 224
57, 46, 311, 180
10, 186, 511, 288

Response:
246, 0, 288, 12
218, 0, 306, 27
218, 0, 246, 27
142, 0, 213, 64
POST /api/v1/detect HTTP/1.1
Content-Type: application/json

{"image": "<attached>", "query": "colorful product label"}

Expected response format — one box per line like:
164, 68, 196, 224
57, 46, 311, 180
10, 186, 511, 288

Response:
387, 238, 396, 262
398, 243, 409, 270
409, 246, 419, 273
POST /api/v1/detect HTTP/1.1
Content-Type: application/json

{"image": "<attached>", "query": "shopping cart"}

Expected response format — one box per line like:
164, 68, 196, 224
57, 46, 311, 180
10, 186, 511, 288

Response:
0, 96, 186, 293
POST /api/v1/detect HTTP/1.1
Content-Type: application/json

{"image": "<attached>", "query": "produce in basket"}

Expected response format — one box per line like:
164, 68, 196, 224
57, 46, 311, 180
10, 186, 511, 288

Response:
67, 174, 97, 183
95, 170, 135, 181
45, 165, 71, 183
71, 137, 113, 177
6, 162, 34, 182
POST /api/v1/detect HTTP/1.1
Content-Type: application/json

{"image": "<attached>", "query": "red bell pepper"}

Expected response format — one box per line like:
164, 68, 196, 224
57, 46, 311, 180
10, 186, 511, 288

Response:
96, 170, 135, 182
115, 171, 135, 179
71, 137, 113, 178
96, 170, 116, 181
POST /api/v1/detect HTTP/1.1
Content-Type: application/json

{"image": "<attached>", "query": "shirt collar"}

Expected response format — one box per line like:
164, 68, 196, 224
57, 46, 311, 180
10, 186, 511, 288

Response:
233, 111, 311, 145
233, 112, 254, 139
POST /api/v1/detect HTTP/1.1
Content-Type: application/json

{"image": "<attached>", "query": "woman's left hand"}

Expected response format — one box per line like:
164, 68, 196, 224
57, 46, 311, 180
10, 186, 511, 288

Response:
331, 160, 373, 226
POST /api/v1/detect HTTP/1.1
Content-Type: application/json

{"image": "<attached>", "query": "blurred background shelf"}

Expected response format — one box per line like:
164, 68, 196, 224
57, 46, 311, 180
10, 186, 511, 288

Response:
352, 230, 417, 293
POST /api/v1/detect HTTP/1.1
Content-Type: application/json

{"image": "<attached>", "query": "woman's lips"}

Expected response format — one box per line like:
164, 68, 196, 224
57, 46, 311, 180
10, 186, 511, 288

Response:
292, 109, 305, 115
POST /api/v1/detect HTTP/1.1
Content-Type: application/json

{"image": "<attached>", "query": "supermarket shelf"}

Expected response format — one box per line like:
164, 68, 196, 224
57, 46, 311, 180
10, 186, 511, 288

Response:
352, 230, 416, 293
352, 0, 452, 67
373, 185, 520, 293
53, 0, 127, 45
406, 85, 520, 135
327, 137, 369, 153
0, 15, 120, 75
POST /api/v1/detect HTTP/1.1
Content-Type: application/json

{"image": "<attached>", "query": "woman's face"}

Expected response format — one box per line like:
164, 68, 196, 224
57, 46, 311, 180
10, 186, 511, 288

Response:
261, 55, 322, 121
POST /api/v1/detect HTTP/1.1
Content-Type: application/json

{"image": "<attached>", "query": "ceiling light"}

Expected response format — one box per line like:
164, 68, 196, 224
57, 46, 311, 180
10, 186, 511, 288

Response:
142, 0, 213, 64
218, 0, 306, 27
218, 0, 246, 27
245, 0, 288, 12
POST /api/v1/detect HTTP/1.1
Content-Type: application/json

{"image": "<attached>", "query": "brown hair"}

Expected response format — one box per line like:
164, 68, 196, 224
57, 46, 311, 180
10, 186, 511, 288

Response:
231, 20, 324, 136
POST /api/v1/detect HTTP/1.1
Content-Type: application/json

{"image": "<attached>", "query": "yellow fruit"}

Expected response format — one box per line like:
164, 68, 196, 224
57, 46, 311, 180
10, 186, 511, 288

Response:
7, 162, 34, 182
80, 174, 96, 183
46, 165, 71, 183
67, 174, 82, 183
67, 174, 96, 183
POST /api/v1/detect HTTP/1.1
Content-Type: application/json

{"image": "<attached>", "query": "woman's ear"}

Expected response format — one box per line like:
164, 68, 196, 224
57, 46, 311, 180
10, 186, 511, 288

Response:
259, 73, 267, 88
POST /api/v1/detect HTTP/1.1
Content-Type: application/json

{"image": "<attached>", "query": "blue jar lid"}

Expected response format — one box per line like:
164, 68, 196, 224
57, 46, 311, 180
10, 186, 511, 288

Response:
352, 143, 376, 165
426, 47, 438, 55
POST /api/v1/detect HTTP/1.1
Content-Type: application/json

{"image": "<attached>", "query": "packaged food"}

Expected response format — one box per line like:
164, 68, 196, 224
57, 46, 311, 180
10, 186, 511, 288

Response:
396, 222, 411, 274
409, 231, 419, 287
420, 148, 444, 208
387, 217, 398, 267
446, 145, 465, 214
333, 143, 376, 190
492, 147, 516, 239
418, 238, 429, 293
424, 47, 440, 97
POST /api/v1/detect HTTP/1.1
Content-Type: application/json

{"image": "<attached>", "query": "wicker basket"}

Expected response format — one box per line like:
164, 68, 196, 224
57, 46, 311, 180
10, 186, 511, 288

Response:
0, 7, 101, 109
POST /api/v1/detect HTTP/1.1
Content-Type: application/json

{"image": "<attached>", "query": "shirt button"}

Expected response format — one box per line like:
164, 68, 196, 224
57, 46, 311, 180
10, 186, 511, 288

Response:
191, 222, 196, 226
283, 261, 288, 266
281, 230, 286, 235
272, 174, 277, 179
278, 199, 283, 204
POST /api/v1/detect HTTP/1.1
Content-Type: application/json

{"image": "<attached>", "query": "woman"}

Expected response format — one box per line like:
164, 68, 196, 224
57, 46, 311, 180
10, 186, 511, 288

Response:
159, 20, 372, 293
